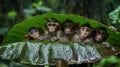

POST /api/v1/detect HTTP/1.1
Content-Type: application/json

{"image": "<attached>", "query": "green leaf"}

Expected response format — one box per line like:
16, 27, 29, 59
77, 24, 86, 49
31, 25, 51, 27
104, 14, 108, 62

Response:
23, 9, 36, 14
32, 3, 39, 8
0, 42, 107, 65
2, 12, 120, 47
109, 6, 120, 23
38, 1, 43, 6
32, 1, 43, 8
7, 11, 17, 18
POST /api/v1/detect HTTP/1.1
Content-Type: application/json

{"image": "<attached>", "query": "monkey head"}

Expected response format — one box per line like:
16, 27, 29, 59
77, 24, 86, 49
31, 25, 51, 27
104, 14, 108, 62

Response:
94, 27, 108, 43
25, 27, 43, 40
46, 18, 59, 33
79, 26, 91, 39
78, 23, 92, 40
63, 20, 75, 35
28, 29, 40, 39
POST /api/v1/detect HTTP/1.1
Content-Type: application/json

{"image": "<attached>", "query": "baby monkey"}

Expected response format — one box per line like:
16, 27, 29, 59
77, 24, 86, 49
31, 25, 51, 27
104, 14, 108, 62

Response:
45, 18, 60, 41
93, 27, 110, 48
25, 27, 45, 40
58, 20, 76, 42
73, 23, 93, 44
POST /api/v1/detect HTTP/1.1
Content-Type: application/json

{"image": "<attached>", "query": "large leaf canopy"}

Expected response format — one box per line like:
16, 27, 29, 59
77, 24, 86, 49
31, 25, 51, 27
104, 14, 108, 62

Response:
0, 13, 120, 65
2, 12, 120, 46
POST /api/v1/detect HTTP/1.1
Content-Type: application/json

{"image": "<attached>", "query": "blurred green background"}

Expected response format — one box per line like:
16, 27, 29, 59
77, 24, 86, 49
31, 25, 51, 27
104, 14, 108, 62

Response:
0, 0, 120, 67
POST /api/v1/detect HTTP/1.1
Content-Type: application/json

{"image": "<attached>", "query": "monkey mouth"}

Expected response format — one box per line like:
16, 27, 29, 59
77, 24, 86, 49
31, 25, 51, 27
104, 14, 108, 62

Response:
49, 30, 55, 32
95, 38, 102, 42
65, 28, 71, 34
79, 35, 87, 39
65, 31, 70, 34
33, 35, 39, 39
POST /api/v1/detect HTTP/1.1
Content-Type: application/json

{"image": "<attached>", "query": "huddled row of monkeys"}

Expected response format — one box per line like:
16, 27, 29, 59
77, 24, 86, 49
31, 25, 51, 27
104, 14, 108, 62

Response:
25, 18, 117, 48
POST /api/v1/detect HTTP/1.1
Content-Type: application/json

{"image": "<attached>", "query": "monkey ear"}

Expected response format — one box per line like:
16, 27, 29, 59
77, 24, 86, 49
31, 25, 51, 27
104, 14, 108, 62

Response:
75, 30, 79, 34
37, 28, 43, 34
90, 28, 94, 32
46, 22, 49, 25
56, 22, 59, 26
24, 35, 29, 40
25, 35, 28, 37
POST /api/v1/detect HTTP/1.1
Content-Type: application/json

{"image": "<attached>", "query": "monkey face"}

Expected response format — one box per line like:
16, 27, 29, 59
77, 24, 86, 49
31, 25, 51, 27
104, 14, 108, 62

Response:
94, 30, 105, 42
79, 27, 91, 39
47, 22, 59, 33
64, 27, 72, 34
28, 29, 40, 39
64, 22, 73, 34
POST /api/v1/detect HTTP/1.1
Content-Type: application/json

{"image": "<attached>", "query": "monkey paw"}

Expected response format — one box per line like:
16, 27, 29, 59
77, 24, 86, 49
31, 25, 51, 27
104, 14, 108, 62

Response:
102, 42, 111, 48
38, 36, 45, 40
83, 39, 91, 44
59, 37, 68, 42
109, 26, 117, 31
51, 36, 58, 41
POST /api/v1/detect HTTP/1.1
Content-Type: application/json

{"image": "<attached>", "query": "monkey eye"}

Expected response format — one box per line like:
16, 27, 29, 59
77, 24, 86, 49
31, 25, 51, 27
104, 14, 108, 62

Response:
101, 32, 105, 34
48, 24, 52, 26
52, 24, 56, 26
48, 24, 56, 26
97, 31, 101, 34
98, 30, 105, 34
64, 23, 71, 27
28, 31, 33, 35
67, 24, 71, 26
33, 29, 38, 32
86, 29, 90, 31
80, 27, 85, 31
68, 25, 71, 27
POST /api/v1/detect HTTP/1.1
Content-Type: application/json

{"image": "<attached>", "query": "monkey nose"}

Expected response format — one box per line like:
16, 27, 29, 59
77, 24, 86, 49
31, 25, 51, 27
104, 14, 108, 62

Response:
81, 32, 86, 36
97, 35, 102, 39
34, 35, 39, 38
50, 29, 55, 32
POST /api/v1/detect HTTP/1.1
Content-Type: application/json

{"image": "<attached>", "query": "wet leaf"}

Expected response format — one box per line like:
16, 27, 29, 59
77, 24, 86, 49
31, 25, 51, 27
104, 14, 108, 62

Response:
0, 42, 106, 65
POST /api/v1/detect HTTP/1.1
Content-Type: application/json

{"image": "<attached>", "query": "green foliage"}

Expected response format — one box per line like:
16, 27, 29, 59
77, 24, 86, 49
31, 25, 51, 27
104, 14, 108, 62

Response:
94, 56, 120, 67
24, 9, 36, 14
23, 8, 36, 18
0, 60, 34, 67
2, 13, 120, 47
109, 6, 120, 23
7, 11, 17, 19
0, 63, 8, 67
24, 0, 52, 19
7, 11, 17, 17
32, 0, 43, 8
36, 6, 52, 12
0, 27, 9, 35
